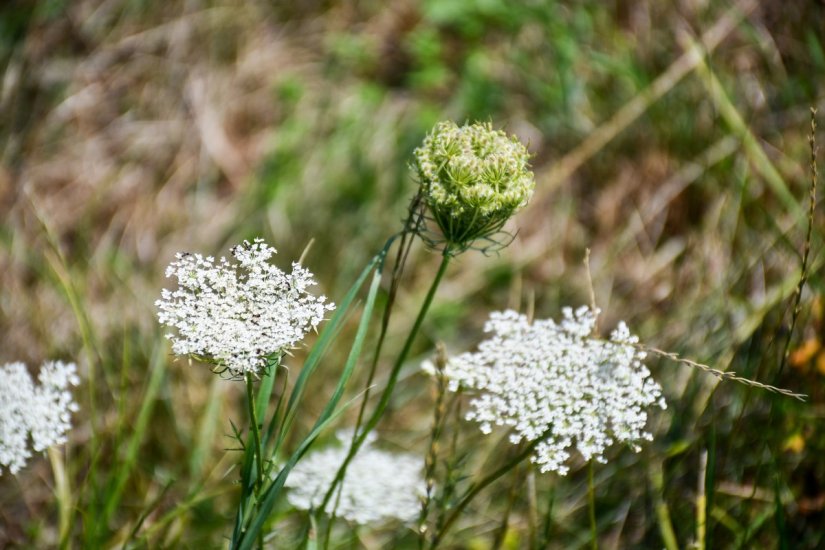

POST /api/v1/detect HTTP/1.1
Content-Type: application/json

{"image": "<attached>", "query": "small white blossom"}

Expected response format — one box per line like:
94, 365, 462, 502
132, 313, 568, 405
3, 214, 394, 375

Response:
156, 239, 335, 376
435, 307, 666, 475
0, 361, 80, 475
285, 431, 425, 524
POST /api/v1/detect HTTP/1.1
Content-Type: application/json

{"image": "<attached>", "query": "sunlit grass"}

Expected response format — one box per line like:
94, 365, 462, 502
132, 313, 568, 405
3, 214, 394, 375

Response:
1, 0, 823, 548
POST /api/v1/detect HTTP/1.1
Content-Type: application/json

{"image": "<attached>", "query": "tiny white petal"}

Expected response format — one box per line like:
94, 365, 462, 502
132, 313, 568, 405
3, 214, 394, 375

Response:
433, 306, 665, 475
156, 239, 335, 376
285, 431, 425, 525
0, 361, 79, 476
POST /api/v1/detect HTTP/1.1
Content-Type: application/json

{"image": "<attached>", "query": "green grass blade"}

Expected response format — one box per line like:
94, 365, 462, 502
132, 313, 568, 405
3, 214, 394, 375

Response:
256, 362, 278, 426
189, 375, 224, 483
263, 368, 289, 453
313, 251, 385, 429
102, 343, 167, 527
275, 237, 394, 453
704, 424, 716, 550
240, 254, 386, 547
236, 394, 363, 550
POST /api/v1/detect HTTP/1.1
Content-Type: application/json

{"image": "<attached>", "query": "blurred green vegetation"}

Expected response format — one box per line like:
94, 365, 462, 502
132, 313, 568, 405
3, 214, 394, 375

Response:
1, 0, 823, 547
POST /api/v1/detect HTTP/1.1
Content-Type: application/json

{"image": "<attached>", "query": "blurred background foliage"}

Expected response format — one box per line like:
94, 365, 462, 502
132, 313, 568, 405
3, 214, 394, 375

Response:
0, 0, 824, 547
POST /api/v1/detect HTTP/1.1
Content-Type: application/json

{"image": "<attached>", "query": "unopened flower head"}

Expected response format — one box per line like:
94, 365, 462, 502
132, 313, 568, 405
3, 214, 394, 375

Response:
412, 121, 535, 251
432, 307, 665, 475
156, 239, 334, 376
0, 361, 80, 476
285, 430, 425, 524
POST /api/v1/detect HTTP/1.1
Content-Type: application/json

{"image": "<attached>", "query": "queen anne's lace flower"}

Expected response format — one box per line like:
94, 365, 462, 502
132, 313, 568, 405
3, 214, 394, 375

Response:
435, 307, 666, 475
285, 431, 425, 524
412, 121, 535, 249
156, 239, 334, 376
0, 361, 79, 475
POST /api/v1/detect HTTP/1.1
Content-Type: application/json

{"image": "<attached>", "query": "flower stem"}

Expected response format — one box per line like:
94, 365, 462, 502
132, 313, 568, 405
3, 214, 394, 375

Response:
48, 446, 72, 549
430, 433, 548, 548
320, 250, 452, 512
245, 373, 264, 496
589, 462, 598, 550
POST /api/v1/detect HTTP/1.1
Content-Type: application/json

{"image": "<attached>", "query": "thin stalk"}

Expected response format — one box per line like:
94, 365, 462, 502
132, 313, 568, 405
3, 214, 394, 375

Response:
433, 393, 463, 538
245, 373, 264, 497
588, 462, 598, 550
419, 344, 450, 548
491, 467, 523, 550
320, 250, 452, 512
349, 195, 423, 441
696, 450, 708, 550
527, 466, 538, 549
49, 447, 72, 550
430, 432, 548, 548
778, 107, 818, 380
649, 462, 679, 550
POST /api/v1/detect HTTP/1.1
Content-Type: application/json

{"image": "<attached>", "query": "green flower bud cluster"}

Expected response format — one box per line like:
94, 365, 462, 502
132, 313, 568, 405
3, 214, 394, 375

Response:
413, 121, 535, 250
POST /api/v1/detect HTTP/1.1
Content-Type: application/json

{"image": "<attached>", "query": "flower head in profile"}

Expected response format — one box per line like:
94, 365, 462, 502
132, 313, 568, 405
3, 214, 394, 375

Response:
1, 361, 79, 476
285, 430, 425, 525
412, 120, 535, 252
156, 239, 334, 377
431, 307, 665, 475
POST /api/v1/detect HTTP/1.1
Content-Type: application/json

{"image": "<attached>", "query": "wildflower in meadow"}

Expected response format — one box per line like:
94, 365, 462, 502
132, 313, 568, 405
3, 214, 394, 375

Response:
0, 361, 79, 475
285, 431, 425, 525
413, 120, 535, 251
426, 307, 666, 475
156, 238, 334, 376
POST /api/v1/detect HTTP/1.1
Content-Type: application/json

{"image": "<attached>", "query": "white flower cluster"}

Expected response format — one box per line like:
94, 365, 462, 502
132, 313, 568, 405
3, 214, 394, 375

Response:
156, 239, 334, 376
431, 307, 666, 475
412, 121, 535, 247
285, 431, 425, 524
0, 361, 79, 475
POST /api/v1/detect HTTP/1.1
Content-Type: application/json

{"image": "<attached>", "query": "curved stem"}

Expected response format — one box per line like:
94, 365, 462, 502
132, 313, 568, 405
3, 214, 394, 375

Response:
320, 250, 452, 512
430, 433, 547, 549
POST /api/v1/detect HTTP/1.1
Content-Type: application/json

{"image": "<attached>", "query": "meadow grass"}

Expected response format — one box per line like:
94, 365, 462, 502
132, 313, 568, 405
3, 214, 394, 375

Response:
1, 0, 823, 548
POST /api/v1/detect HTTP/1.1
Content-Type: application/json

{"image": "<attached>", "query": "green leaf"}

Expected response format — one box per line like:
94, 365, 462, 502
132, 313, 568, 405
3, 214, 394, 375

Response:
274, 237, 393, 454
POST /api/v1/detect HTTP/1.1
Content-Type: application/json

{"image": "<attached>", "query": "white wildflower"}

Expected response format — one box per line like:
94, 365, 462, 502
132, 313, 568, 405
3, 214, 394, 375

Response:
0, 361, 80, 475
285, 431, 425, 524
156, 239, 335, 376
436, 307, 666, 475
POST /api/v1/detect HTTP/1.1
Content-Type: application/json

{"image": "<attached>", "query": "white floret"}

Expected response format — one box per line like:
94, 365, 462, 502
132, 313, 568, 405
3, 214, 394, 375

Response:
285, 431, 425, 524
433, 307, 665, 475
0, 361, 79, 476
156, 239, 335, 376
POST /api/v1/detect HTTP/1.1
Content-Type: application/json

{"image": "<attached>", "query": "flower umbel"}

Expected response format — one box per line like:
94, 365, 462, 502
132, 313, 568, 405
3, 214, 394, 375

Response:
432, 307, 666, 475
156, 239, 334, 376
285, 431, 425, 524
0, 361, 79, 476
412, 120, 535, 252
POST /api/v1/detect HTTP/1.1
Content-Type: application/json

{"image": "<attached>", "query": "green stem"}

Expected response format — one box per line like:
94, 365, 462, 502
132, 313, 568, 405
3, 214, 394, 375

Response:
320, 250, 452, 512
349, 224, 418, 445
430, 433, 547, 548
589, 462, 598, 550
245, 373, 264, 497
